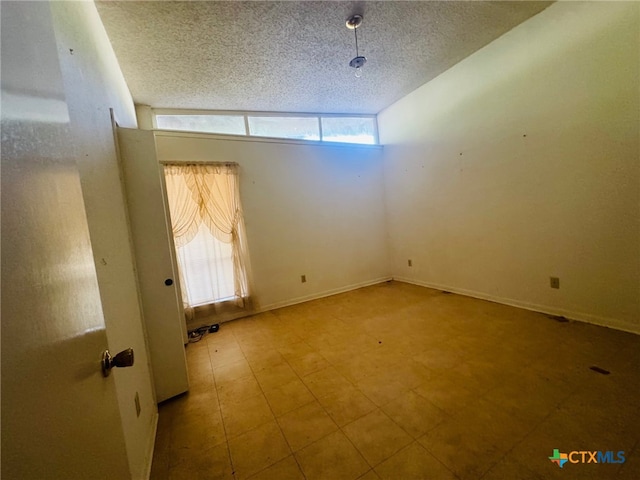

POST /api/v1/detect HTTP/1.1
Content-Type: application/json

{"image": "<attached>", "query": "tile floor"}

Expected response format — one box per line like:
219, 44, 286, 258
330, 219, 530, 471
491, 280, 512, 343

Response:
150, 281, 640, 480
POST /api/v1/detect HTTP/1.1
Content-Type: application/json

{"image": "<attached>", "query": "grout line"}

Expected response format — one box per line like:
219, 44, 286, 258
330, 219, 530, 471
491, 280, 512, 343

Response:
236, 321, 380, 475
172, 283, 640, 480
475, 386, 577, 480
278, 337, 402, 470
234, 331, 308, 479
206, 335, 238, 479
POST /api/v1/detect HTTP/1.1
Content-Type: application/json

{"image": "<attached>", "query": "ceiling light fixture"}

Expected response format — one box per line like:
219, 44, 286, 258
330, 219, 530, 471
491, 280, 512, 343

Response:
346, 14, 366, 78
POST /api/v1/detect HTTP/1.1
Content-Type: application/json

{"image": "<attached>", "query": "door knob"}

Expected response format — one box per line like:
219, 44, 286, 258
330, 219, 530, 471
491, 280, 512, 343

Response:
102, 348, 134, 377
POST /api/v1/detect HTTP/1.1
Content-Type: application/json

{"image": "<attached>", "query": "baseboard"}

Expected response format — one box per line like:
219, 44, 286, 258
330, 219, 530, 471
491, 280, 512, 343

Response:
185, 277, 393, 329
144, 411, 159, 480
257, 276, 393, 313
393, 276, 640, 336
187, 308, 252, 331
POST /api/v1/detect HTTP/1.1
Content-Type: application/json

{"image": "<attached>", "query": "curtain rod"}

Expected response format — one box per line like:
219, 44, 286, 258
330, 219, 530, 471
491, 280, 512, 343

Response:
160, 161, 238, 167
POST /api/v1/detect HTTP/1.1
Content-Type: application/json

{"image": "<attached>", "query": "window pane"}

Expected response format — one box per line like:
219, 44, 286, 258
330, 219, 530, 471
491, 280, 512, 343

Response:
248, 116, 320, 141
156, 115, 246, 135
321, 117, 376, 144
176, 223, 235, 306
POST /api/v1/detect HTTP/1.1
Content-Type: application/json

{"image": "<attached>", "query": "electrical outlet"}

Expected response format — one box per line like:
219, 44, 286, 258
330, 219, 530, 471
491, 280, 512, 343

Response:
135, 392, 141, 417
550, 277, 560, 289
408, 259, 412, 267
301, 274, 306, 283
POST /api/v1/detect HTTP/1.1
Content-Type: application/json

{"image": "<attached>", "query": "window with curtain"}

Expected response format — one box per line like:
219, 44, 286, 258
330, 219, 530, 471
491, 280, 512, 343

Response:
163, 163, 251, 311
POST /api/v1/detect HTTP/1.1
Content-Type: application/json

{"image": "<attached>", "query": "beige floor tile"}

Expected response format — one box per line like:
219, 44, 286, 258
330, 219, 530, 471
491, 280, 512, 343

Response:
319, 337, 375, 365
244, 348, 287, 372
358, 469, 380, 480
238, 337, 277, 356
263, 378, 315, 417
356, 470, 380, 480
555, 384, 640, 440
359, 344, 406, 372
316, 344, 360, 365
169, 410, 226, 467
417, 414, 514, 479
413, 374, 477, 415
186, 355, 213, 376
220, 392, 274, 438
287, 351, 331, 377
454, 398, 536, 450
382, 334, 427, 356
278, 340, 316, 360
213, 358, 253, 383
270, 330, 304, 348
381, 390, 447, 438
254, 362, 299, 390
228, 421, 291, 480
188, 369, 216, 389
412, 344, 465, 372
317, 384, 377, 427
216, 374, 262, 408
303, 330, 345, 350
151, 281, 640, 480
149, 409, 172, 479
302, 366, 353, 398
334, 355, 382, 383
444, 360, 506, 396
510, 410, 638, 479
481, 370, 573, 424
186, 339, 212, 355
246, 455, 305, 480
208, 343, 246, 368
355, 374, 410, 407
167, 442, 233, 480
295, 430, 370, 480
277, 401, 338, 451
374, 442, 457, 480
618, 442, 640, 479
510, 435, 608, 480
481, 456, 546, 480
342, 408, 413, 467
387, 359, 434, 389
169, 389, 220, 423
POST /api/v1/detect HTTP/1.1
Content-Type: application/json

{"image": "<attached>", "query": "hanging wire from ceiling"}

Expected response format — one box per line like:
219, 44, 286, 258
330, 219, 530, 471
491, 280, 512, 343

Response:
346, 14, 367, 78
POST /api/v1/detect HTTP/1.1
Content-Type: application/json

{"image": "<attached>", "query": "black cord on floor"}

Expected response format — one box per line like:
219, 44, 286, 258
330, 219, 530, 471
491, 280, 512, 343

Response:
187, 323, 220, 343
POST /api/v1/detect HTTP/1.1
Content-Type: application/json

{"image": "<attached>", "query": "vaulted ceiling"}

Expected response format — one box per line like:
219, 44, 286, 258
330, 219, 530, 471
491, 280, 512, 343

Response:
96, 1, 552, 114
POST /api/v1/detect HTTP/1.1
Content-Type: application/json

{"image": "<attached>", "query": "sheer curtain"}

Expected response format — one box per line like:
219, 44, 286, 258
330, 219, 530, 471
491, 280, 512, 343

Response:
163, 163, 251, 315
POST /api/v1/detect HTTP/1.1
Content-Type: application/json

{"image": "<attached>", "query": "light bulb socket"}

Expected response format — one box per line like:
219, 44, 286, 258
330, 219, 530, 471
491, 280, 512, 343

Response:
349, 56, 367, 69
346, 14, 363, 30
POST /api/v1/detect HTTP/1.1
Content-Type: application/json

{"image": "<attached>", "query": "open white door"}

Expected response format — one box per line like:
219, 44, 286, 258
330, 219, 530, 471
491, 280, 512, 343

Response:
117, 127, 190, 402
1, 3, 131, 477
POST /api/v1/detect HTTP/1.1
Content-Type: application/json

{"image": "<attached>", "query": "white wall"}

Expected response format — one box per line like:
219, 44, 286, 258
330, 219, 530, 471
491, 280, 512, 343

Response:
49, 2, 157, 478
155, 133, 390, 312
378, 2, 640, 333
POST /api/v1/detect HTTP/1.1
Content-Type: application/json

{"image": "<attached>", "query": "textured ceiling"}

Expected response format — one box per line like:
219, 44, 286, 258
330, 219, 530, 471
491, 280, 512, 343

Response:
96, 1, 552, 114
